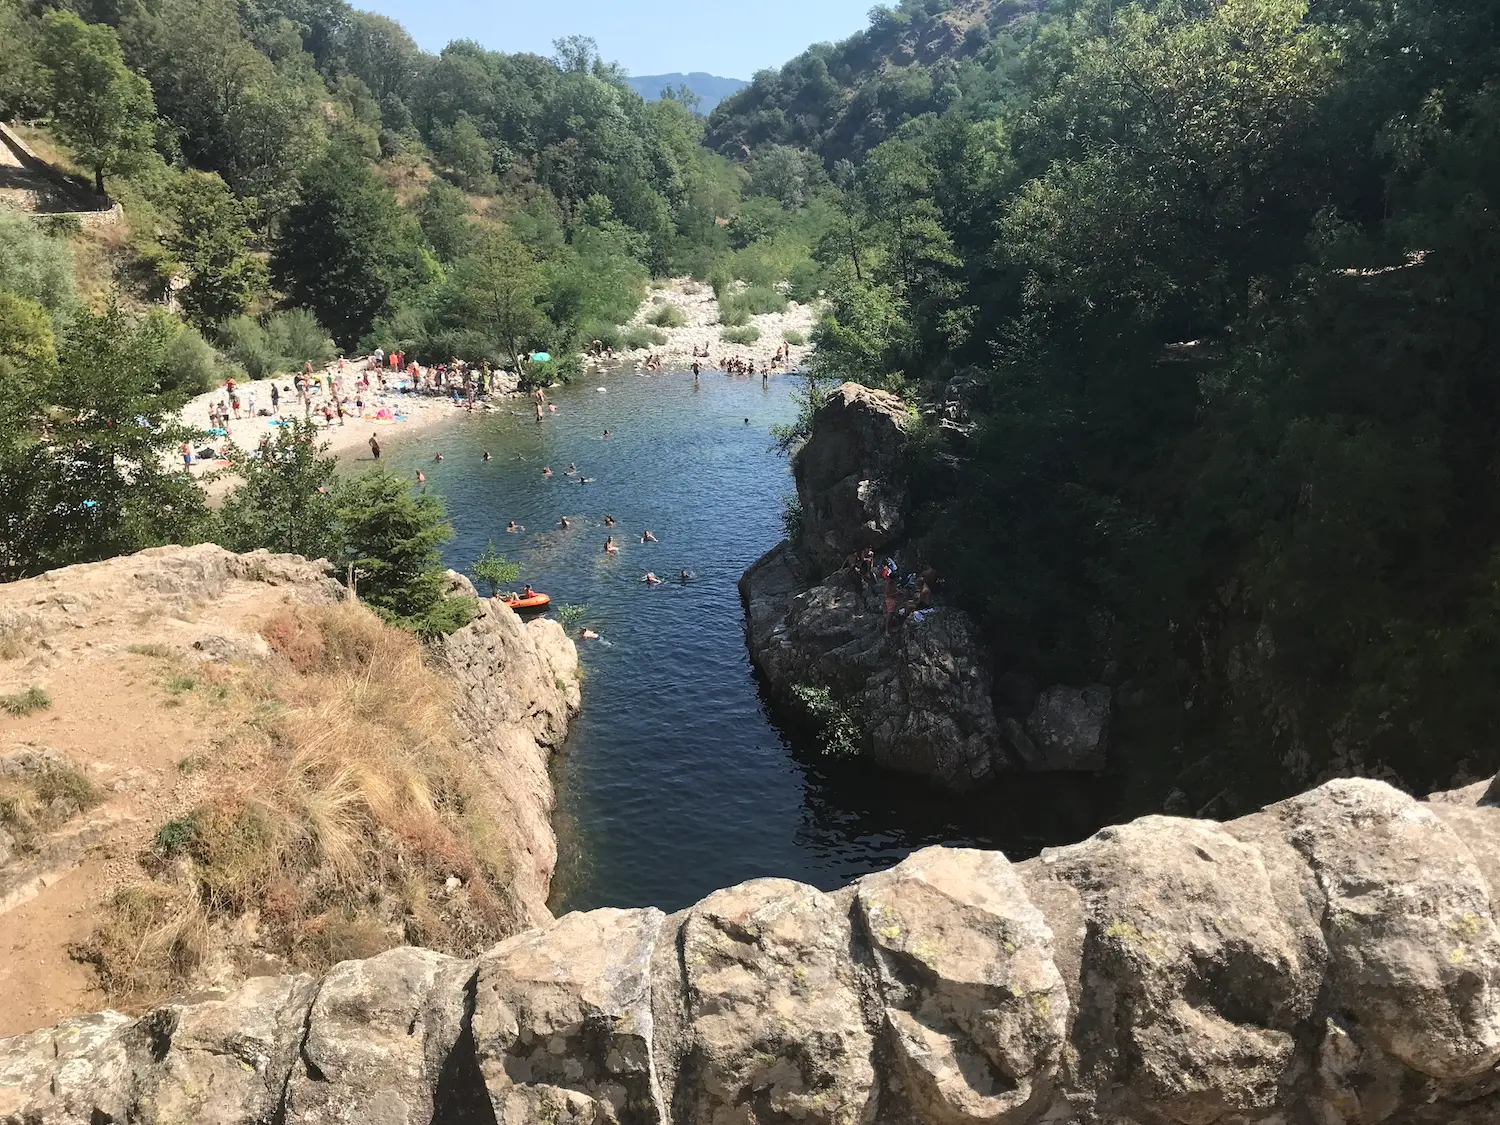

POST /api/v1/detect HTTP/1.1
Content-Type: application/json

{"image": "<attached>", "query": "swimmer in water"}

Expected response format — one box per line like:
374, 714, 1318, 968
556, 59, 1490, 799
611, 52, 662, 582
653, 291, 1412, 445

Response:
435, 453, 444, 462
559, 516, 571, 530
679, 569, 691, 583
416, 470, 426, 484
744, 418, 750, 425
542, 467, 553, 478
565, 463, 577, 475
604, 514, 616, 527
482, 451, 492, 462
507, 520, 522, 533
642, 572, 663, 585
578, 477, 594, 484
582, 629, 600, 640
605, 536, 619, 554
603, 429, 611, 438
641, 530, 658, 543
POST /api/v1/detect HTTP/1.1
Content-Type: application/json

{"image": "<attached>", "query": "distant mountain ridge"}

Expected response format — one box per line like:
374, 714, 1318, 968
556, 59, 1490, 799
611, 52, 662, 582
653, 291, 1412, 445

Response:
627, 72, 749, 113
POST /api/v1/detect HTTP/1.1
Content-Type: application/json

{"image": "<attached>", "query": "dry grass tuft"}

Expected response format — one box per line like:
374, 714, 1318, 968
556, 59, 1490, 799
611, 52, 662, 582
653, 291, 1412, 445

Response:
0, 756, 100, 852
1, 685, 51, 716
81, 603, 512, 1004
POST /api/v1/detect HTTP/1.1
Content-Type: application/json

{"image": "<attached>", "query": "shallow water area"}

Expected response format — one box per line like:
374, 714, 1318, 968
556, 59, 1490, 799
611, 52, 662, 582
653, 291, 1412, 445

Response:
383, 368, 1116, 914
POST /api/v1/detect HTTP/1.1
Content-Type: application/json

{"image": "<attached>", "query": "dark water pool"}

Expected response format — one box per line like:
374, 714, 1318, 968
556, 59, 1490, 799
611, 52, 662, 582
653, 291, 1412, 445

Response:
382, 369, 1115, 913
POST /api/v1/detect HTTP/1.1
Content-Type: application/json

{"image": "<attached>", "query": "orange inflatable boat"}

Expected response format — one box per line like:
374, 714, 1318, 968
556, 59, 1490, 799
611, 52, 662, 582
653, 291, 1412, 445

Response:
503, 592, 551, 612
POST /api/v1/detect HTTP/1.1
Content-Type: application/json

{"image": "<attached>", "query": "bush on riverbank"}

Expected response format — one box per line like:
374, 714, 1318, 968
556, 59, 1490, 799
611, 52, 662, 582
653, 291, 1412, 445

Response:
723, 325, 761, 346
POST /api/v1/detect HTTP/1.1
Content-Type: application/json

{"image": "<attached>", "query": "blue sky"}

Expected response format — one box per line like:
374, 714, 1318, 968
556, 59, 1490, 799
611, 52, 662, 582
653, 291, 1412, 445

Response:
360, 0, 874, 79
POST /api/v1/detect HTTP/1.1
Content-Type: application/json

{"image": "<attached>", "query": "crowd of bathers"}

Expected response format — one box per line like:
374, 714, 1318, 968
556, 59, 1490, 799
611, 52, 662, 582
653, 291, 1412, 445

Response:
841, 548, 942, 634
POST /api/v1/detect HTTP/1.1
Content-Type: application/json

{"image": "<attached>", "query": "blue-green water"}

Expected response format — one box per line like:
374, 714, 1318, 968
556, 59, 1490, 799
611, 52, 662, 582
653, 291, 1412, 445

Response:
381, 370, 1114, 913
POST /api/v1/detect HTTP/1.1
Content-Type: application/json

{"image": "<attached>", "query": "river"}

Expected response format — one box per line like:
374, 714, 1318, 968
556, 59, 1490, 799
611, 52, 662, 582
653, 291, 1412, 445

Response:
382, 368, 1115, 914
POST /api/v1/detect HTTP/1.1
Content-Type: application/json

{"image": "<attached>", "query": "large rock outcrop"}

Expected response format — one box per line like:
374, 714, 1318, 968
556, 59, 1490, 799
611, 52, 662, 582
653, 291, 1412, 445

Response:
741, 544, 1005, 789
6, 774, 1500, 1124
792, 382, 911, 576
745, 382, 1110, 790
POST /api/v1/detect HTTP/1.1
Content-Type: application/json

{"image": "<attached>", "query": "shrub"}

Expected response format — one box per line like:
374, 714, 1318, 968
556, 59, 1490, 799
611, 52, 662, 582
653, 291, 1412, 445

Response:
717, 300, 751, 328
217, 310, 336, 379
0, 685, 51, 716
784, 329, 806, 346
621, 325, 667, 350
160, 324, 227, 395
556, 604, 588, 631
789, 684, 862, 759
724, 325, 761, 346
472, 541, 521, 598
647, 303, 687, 329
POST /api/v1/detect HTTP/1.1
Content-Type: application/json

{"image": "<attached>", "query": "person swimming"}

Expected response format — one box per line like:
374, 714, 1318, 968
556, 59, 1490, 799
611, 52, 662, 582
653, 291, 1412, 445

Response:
416, 470, 426, 484
482, 451, 492, 462
641, 530, 657, 543
578, 477, 594, 484
566, 462, 577, 475
542, 467, 553, 478
679, 569, 691, 583
582, 629, 600, 640
604, 514, 616, 527
559, 516, 571, 530
603, 429, 611, 438
435, 453, 444, 462
604, 536, 618, 554
642, 572, 663, 585
507, 520, 522, 533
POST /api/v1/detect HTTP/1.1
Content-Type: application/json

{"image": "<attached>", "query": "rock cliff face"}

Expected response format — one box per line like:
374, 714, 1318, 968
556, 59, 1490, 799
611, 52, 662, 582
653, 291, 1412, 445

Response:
439, 585, 582, 927
6, 773, 1499, 1124
744, 382, 1109, 790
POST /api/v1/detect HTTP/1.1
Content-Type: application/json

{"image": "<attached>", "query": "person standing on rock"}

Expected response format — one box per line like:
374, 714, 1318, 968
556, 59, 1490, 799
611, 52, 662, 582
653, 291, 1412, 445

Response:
368, 433, 381, 460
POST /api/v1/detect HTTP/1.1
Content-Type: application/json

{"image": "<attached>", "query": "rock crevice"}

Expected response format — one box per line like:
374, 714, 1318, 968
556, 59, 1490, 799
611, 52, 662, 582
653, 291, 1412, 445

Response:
6, 774, 1500, 1124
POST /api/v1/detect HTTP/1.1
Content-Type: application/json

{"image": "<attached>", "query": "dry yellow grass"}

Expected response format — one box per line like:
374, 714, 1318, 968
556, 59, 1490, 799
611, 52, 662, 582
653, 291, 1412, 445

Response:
80, 604, 512, 1006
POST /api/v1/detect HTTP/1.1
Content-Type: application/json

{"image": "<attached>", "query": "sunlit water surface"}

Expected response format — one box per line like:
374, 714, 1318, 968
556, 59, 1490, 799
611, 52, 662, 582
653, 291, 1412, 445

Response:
381, 369, 1115, 913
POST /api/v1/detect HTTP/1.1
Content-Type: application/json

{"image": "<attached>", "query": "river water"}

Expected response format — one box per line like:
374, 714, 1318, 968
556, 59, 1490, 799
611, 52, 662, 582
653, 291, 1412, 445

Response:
382, 369, 1115, 914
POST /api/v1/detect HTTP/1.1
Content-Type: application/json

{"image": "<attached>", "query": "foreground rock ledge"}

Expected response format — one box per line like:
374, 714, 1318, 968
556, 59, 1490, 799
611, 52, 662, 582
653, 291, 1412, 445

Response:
6, 775, 1500, 1124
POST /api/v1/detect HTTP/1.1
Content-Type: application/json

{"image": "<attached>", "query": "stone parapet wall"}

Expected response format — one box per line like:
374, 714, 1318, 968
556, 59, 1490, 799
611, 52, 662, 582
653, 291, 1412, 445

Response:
5, 773, 1498, 1124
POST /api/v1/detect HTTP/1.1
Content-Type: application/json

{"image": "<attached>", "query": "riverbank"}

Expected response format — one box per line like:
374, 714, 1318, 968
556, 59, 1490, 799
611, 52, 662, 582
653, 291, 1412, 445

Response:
590, 276, 819, 372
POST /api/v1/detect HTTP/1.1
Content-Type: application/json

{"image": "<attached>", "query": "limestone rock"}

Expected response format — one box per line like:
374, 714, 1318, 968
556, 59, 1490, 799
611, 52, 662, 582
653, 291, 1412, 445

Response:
792, 382, 909, 577
1024, 686, 1112, 773
0, 1010, 137, 1124
283, 946, 468, 1125
739, 559, 1004, 790
856, 847, 1068, 1125
1036, 814, 1324, 1123
473, 907, 665, 1125
1268, 778, 1500, 1081
6, 775, 1500, 1124
673, 879, 877, 1125
440, 600, 582, 931
133, 973, 319, 1125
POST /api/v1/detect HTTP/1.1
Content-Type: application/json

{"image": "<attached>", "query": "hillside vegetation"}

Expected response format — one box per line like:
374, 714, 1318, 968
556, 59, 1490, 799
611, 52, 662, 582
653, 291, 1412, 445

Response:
0, 0, 840, 592
760, 0, 1500, 812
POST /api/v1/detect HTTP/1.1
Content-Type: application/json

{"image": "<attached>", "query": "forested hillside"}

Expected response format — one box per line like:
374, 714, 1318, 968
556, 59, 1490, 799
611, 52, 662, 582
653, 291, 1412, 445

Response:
0, 0, 836, 589
771, 0, 1500, 811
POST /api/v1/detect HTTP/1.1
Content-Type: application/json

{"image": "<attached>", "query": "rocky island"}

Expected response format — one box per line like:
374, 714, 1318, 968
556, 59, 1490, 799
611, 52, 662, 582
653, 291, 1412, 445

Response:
741, 383, 1111, 790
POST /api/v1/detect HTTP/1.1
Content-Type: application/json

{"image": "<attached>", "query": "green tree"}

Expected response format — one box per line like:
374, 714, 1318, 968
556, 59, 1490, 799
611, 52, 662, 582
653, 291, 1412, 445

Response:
163, 171, 266, 328
336, 470, 475, 637
271, 145, 424, 347
471, 541, 520, 597
441, 226, 549, 374
417, 179, 473, 263
432, 113, 493, 191
215, 417, 342, 560
0, 302, 208, 580
38, 10, 157, 194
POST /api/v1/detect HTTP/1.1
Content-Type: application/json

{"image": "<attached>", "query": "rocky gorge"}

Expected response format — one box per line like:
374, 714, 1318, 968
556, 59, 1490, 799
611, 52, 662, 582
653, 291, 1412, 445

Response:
740, 383, 1111, 790
6, 772, 1500, 1124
